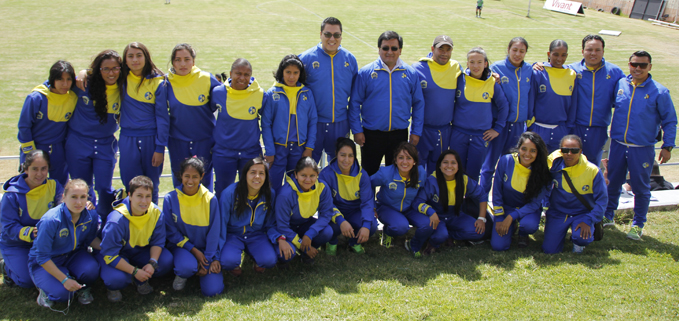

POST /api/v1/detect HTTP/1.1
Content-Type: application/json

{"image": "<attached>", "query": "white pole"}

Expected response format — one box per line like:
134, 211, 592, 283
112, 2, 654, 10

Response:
527, 0, 533, 17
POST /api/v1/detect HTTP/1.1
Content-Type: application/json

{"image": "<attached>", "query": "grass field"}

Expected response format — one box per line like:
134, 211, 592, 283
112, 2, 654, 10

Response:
1, 0, 679, 319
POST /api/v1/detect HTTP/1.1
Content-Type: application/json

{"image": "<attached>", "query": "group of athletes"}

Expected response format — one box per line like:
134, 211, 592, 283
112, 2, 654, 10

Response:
0, 16, 676, 309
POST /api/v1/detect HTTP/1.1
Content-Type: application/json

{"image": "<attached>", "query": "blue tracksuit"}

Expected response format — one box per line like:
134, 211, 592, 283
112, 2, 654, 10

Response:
491, 154, 548, 251
163, 185, 223, 296
98, 198, 172, 290
412, 173, 490, 245
605, 74, 677, 228
18, 84, 77, 185
211, 77, 265, 197
28, 204, 99, 302
544, 151, 607, 254
166, 66, 221, 191
529, 63, 578, 153
348, 58, 425, 136
66, 83, 120, 224
319, 158, 377, 246
0, 175, 62, 288
261, 83, 318, 189
411, 56, 462, 174
220, 182, 280, 270
118, 72, 169, 203
480, 57, 534, 194
299, 44, 358, 162
568, 58, 625, 166
274, 173, 334, 261
450, 70, 509, 183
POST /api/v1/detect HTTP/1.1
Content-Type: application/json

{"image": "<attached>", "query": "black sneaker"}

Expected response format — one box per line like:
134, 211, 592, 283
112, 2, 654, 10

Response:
517, 235, 529, 248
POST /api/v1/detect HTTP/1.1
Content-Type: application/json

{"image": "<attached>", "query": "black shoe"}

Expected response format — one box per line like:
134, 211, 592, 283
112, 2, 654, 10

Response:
301, 253, 315, 265
517, 235, 529, 248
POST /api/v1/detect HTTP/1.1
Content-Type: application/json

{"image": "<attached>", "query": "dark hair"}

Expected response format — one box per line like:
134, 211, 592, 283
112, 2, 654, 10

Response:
231, 58, 252, 72
435, 150, 465, 215
64, 178, 89, 197
88, 50, 122, 124
467, 47, 492, 80
630, 50, 652, 63
560, 134, 583, 149
214, 73, 223, 82
507, 37, 529, 51
128, 175, 153, 196
22, 149, 51, 172
121, 42, 163, 92
321, 17, 342, 32
274, 55, 306, 85
335, 137, 357, 157
169, 43, 196, 73
393, 142, 419, 189
295, 157, 319, 175
547, 40, 568, 63
510, 132, 551, 202
178, 157, 205, 180
233, 158, 272, 219
48, 60, 76, 90
582, 34, 605, 49
378, 31, 403, 48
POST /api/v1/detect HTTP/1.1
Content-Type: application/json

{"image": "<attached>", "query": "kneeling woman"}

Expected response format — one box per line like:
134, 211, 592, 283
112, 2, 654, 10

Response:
29, 179, 100, 308
163, 158, 223, 296
220, 158, 281, 274
412, 150, 492, 250
319, 138, 377, 255
371, 142, 428, 255
275, 157, 333, 264
98, 176, 173, 302
491, 132, 551, 251
543, 135, 606, 254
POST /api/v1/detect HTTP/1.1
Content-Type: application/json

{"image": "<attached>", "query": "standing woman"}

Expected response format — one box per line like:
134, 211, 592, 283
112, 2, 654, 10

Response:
18, 60, 78, 185
118, 42, 168, 204
220, 158, 282, 274
261, 55, 318, 190
275, 157, 333, 265
491, 132, 551, 251
529, 40, 578, 153
166, 43, 222, 191
0, 150, 63, 288
319, 138, 377, 255
481, 37, 534, 194
412, 150, 491, 252
543, 135, 606, 254
98, 175, 173, 302
450, 47, 509, 184
163, 157, 223, 297
28, 179, 100, 308
371, 142, 429, 255
66, 50, 121, 227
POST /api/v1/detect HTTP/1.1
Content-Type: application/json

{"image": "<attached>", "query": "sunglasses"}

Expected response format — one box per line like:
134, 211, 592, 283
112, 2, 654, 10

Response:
561, 148, 581, 154
381, 46, 399, 52
630, 62, 649, 69
323, 32, 342, 39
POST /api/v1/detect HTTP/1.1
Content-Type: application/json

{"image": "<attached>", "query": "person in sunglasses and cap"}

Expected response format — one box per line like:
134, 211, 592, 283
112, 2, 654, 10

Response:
348, 30, 425, 176
543, 135, 607, 254
298, 17, 358, 165
604, 51, 677, 241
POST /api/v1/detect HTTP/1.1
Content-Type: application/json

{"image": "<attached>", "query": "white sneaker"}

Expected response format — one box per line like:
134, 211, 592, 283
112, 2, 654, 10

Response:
137, 281, 154, 295
77, 287, 94, 304
37, 288, 54, 308
173, 275, 187, 291
572, 244, 585, 254
107, 289, 122, 302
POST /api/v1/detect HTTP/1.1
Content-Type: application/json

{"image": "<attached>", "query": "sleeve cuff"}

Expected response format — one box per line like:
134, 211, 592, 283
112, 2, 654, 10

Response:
104, 255, 121, 266
154, 146, 165, 153
362, 221, 372, 229
21, 141, 36, 154
19, 226, 35, 242
493, 206, 505, 216
291, 235, 302, 249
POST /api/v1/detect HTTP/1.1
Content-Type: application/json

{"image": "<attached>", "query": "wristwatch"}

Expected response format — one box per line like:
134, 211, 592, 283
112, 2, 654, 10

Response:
148, 259, 159, 270
662, 146, 673, 152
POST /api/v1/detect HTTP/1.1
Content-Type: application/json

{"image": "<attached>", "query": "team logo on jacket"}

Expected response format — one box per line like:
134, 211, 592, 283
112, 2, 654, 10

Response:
216, 104, 223, 112
644, 94, 649, 99
526, 77, 530, 83
388, 182, 397, 190
65, 112, 72, 120
484, 141, 489, 148
344, 62, 350, 68
59, 228, 69, 238
36, 111, 43, 119
456, 90, 461, 98
577, 73, 582, 79
581, 185, 590, 192
272, 93, 280, 101
145, 92, 153, 100
401, 73, 407, 79
421, 80, 427, 89
81, 225, 87, 232
606, 74, 611, 79
112, 103, 120, 111
48, 201, 55, 209
501, 76, 509, 84
198, 94, 206, 103
643, 162, 650, 168
332, 189, 337, 197
312, 61, 320, 69
482, 92, 489, 100
345, 133, 350, 138
618, 89, 624, 95
355, 191, 360, 198
539, 85, 547, 93
433, 194, 439, 203
248, 106, 256, 115
172, 213, 178, 223
503, 173, 508, 182
569, 86, 573, 92
371, 72, 378, 79
553, 179, 559, 189
83, 96, 90, 105
303, 95, 307, 101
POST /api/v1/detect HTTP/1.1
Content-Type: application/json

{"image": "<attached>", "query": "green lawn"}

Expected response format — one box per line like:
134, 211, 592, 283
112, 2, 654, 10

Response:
1, 0, 679, 319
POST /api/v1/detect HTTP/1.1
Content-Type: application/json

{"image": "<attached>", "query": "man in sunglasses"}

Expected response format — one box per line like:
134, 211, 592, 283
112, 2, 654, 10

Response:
605, 50, 677, 241
349, 31, 425, 175
299, 17, 358, 164
410, 35, 462, 175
